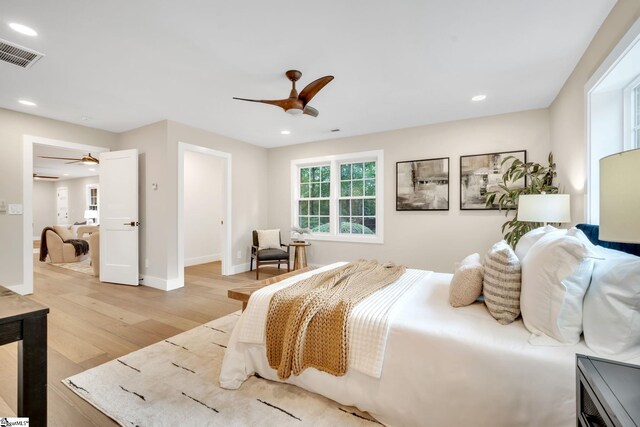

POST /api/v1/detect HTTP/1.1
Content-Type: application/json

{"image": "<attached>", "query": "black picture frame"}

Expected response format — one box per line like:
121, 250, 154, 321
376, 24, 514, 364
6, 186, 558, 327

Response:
396, 157, 449, 211
460, 150, 527, 210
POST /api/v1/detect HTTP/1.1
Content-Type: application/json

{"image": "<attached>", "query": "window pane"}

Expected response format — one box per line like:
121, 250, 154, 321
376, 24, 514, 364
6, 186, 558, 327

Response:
300, 216, 309, 228
320, 200, 330, 215
339, 217, 351, 234
321, 166, 330, 182
320, 216, 330, 226
310, 183, 320, 198
364, 217, 376, 234
364, 179, 376, 196
341, 164, 351, 180
321, 182, 330, 197
352, 180, 364, 197
310, 200, 319, 215
341, 181, 351, 197
364, 199, 376, 216
340, 200, 350, 216
351, 199, 363, 216
312, 167, 321, 182
300, 168, 310, 183
365, 161, 376, 179
300, 184, 310, 198
309, 216, 320, 230
299, 201, 308, 215
352, 217, 364, 234
352, 163, 364, 179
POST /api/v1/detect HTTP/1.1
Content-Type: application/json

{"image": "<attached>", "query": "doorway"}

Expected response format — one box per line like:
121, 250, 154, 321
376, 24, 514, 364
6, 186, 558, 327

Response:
22, 135, 109, 294
177, 142, 232, 285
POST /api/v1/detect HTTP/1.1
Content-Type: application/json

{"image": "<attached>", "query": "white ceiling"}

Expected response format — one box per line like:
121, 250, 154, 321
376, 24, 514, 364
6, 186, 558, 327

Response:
0, 0, 616, 148
33, 144, 102, 180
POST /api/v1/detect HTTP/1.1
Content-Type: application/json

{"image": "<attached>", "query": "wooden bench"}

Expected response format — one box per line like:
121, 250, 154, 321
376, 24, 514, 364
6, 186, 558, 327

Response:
228, 266, 316, 310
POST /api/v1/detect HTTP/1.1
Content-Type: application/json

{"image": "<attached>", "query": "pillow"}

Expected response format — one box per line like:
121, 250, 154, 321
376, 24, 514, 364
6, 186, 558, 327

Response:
515, 224, 558, 261
583, 248, 640, 358
520, 229, 600, 345
449, 253, 484, 307
483, 241, 522, 325
257, 229, 281, 250
52, 225, 74, 241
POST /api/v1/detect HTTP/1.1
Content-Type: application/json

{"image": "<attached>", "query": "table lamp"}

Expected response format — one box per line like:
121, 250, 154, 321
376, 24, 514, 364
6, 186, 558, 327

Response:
84, 209, 99, 224
517, 194, 571, 226
599, 148, 640, 243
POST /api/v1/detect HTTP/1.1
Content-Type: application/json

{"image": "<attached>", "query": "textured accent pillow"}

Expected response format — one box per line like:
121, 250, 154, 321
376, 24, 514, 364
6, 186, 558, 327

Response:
583, 248, 640, 358
257, 229, 281, 250
449, 253, 484, 307
53, 225, 74, 241
520, 229, 600, 345
515, 224, 558, 261
483, 241, 522, 325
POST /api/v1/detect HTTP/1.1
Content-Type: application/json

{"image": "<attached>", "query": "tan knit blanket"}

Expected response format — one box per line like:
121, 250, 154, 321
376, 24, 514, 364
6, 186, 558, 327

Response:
265, 259, 406, 380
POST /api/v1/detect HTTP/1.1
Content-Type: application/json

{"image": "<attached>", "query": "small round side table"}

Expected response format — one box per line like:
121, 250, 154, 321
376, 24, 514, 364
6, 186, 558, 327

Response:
290, 241, 311, 270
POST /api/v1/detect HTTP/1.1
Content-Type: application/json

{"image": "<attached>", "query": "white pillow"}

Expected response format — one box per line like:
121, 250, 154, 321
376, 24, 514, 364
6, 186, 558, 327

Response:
583, 248, 640, 358
257, 229, 281, 250
515, 224, 558, 261
449, 253, 484, 308
520, 229, 599, 345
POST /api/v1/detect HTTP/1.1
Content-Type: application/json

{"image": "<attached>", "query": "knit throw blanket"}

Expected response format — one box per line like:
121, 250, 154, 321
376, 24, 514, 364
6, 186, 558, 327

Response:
265, 259, 406, 380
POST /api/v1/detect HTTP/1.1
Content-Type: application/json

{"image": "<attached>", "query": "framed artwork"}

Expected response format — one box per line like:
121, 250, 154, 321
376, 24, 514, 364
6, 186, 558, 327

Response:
460, 150, 526, 210
396, 157, 449, 211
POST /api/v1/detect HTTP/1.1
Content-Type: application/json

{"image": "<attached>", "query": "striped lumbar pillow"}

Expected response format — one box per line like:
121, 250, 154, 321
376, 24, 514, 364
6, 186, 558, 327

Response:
483, 240, 522, 325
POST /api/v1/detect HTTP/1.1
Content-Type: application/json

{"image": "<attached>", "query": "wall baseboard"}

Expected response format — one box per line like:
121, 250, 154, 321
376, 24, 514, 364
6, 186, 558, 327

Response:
184, 253, 221, 267
140, 275, 184, 291
228, 262, 250, 275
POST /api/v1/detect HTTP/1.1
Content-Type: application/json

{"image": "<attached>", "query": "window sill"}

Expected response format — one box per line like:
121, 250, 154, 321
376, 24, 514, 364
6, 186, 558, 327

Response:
304, 234, 384, 244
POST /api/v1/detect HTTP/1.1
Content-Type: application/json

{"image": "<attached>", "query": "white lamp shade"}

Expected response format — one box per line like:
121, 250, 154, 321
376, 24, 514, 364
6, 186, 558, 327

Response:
517, 194, 571, 223
599, 148, 640, 243
84, 210, 98, 219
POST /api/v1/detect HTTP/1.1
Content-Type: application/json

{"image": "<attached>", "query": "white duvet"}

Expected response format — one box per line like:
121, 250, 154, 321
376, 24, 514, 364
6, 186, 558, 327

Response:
220, 265, 640, 427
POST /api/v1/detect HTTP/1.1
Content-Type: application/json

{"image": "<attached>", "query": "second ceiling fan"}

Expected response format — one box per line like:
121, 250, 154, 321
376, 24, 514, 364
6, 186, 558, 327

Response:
233, 70, 333, 117
39, 153, 99, 165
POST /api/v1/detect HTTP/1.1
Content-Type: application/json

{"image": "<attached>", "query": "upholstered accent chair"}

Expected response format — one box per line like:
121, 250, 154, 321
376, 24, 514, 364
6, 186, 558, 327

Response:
45, 229, 82, 263
250, 230, 290, 279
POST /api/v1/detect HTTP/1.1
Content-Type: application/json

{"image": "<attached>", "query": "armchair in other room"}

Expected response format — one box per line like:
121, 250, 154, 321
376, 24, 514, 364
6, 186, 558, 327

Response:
250, 229, 290, 279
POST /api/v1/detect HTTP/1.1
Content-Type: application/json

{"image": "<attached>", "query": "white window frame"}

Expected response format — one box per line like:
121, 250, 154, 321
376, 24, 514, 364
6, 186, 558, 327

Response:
623, 74, 640, 150
291, 150, 384, 244
86, 183, 99, 213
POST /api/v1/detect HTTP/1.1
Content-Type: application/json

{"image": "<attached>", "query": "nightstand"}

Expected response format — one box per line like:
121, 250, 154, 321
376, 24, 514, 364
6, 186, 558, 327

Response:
576, 354, 640, 427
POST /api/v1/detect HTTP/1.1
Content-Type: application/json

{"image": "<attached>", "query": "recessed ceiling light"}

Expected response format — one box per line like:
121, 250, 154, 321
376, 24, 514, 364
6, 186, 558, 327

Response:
63, 174, 69, 176
18, 99, 37, 106
81, 116, 90, 121
471, 95, 487, 102
88, 168, 96, 172
281, 130, 291, 135
9, 23, 38, 36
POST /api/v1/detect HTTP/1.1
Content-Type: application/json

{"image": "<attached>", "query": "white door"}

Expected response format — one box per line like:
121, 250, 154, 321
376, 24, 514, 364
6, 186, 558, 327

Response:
56, 187, 69, 224
99, 149, 139, 286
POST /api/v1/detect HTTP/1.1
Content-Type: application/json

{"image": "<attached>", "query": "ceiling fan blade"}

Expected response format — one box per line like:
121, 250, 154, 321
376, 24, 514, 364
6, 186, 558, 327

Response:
303, 105, 319, 117
66, 160, 81, 164
233, 97, 291, 110
33, 173, 59, 179
39, 156, 82, 161
299, 76, 334, 105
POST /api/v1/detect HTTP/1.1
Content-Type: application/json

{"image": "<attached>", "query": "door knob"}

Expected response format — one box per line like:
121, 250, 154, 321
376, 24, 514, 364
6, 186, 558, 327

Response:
123, 221, 140, 226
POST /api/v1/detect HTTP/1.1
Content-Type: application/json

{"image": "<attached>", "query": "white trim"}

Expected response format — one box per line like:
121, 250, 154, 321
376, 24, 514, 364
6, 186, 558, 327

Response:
290, 150, 384, 244
22, 135, 109, 295
139, 275, 183, 291
184, 253, 221, 267
177, 142, 232, 286
585, 17, 640, 224
623, 76, 640, 150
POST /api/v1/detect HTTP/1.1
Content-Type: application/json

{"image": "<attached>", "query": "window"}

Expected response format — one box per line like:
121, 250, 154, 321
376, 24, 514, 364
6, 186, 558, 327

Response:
86, 184, 99, 223
623, 77, 640, 150
292, 150, 383, 243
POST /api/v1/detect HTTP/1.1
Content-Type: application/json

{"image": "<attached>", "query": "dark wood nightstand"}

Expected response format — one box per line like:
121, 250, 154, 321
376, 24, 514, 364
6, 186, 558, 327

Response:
576, 354, 640, 427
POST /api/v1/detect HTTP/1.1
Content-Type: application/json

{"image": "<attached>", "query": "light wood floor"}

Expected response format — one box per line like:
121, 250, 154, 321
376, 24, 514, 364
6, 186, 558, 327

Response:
0, 256, 284, 426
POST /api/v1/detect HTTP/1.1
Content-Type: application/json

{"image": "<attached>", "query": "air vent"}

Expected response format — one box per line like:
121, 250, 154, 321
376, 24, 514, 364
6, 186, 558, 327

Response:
0, 38, 44, 69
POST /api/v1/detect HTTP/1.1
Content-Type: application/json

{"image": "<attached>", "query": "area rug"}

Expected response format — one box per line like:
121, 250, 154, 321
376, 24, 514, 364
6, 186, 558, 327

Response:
50, 258, 94, 275
63, 312, 382, 426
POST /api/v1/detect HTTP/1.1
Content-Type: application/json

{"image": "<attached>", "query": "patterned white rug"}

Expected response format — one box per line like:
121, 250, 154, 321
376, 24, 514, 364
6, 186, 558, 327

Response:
50, 258, 94, 276
63, 312, 382, 426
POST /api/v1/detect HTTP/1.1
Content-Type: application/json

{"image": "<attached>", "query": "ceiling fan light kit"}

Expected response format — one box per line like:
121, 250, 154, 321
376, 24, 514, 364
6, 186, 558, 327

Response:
233, 69, 333, 118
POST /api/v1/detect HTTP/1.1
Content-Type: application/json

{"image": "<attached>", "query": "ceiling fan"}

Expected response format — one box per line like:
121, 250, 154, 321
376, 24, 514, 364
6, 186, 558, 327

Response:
233, 70, 334, 117
39, 153, 99, 165
33, 173, 59, 180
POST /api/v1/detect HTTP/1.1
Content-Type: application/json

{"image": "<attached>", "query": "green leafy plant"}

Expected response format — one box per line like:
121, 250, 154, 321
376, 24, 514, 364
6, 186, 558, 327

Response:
485, 152, 558, 247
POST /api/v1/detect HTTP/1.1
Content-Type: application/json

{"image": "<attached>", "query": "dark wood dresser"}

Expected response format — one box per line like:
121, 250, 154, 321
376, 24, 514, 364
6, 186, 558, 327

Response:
577, 354, 640, 427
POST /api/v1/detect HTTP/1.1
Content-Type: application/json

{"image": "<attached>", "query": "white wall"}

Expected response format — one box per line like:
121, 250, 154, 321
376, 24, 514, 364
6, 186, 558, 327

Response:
54, 176, 99, 225
267, 109, 551, 273
32, 180, 57, 239
184, 151, 224, 266
549, 0, 640, 224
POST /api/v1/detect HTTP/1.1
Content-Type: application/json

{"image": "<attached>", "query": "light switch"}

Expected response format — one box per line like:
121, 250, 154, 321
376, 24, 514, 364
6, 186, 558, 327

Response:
8, 204, 23, 215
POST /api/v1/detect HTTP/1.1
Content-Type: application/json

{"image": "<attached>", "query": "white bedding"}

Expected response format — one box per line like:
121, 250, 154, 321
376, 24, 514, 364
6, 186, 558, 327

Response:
220, 266, 640, 427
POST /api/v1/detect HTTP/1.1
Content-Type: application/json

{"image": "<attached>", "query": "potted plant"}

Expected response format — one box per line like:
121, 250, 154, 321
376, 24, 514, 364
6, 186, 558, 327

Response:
485, 152, 559, 247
